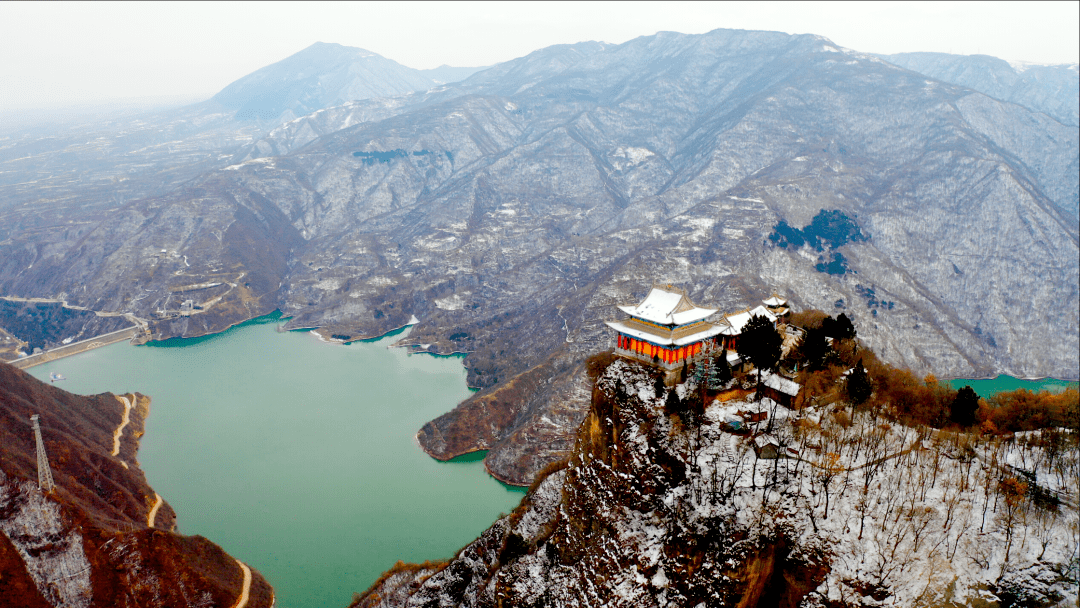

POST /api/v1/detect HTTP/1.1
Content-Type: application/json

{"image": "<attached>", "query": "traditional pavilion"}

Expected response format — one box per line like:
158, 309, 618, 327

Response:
607, 285, 791, 371
763, 294, 790, 322
606, 285, 724, 370
718, 305, 778, 352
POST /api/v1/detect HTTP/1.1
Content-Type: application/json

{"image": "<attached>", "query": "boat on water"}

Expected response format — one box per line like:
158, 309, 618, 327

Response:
50, 372, 66, 382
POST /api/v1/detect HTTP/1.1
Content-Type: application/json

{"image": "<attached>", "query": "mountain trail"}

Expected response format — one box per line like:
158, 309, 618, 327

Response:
230, 559, 252, 608
147, 492, 163, 528
112, 394, 133, 457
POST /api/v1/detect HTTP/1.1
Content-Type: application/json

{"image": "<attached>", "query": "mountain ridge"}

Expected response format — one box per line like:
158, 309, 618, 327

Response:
1, 28, 1076, 486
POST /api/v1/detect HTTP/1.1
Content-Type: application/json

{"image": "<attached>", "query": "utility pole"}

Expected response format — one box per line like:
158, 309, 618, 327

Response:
30, 415, 55, 493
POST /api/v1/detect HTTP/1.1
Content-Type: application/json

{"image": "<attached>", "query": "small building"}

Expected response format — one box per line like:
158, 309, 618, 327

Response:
606, 285, 726, 370
752, 434, 782, 459
718, 305, 778, 351
758, 370, 802, 408
763, 294, 791, 322
737, 409, 768, 423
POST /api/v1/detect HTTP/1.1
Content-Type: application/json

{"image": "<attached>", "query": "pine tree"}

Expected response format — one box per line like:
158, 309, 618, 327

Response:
699, 356, 715, 388
797, 326, 830, 369
834, 313, 856, 340
741, 314, 783, 396
846, 358, 872, 405
713, 348, 732, 387
950, 386, 980, 427
664, 389, 682, 417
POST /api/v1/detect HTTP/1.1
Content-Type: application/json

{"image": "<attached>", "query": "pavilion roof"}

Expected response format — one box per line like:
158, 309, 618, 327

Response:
763, 294, 788, 307
617, 286, 717, 326
723, 305, 777, 334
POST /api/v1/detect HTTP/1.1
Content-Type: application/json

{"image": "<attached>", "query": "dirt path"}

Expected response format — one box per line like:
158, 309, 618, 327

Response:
112, 395, 133, 457
0, 295, 148, 329
230, 559, 252, 608
147, 493, 163, 528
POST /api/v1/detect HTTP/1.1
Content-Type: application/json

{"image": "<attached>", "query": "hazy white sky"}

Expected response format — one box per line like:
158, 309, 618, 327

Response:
1, 1, 1077, 112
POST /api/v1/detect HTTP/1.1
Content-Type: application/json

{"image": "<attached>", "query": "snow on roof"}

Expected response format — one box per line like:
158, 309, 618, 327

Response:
617, 287, 717, 326
752, 434, 780, 448
763, 295, 787, 307
724, 306, 777, 334
606, 320, 725, 346
760, 371, 801, 396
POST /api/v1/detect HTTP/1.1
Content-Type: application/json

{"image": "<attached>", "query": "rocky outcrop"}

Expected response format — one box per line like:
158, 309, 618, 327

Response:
353, 358, 1079, 607
0, 363, 274, 608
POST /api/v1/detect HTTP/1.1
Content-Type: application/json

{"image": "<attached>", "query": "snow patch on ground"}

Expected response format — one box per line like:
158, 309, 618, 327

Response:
435, 294, 467, 311
0, 471, 92, 608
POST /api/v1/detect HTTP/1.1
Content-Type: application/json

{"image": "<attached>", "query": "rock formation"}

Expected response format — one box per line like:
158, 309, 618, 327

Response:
352, 355, 1079, 607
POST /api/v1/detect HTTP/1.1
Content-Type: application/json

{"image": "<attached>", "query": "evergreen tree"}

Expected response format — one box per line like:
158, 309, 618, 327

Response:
821, 313, 856, 341
664, 389, 682, 417
684, 389, 705, 425
834, 313, 856, 341
654, 373, 665, 399
697, 356, 714, 386
741, 314, 783, 395
846, 358, 872, 405
713, 348, 733, 386
797, 326, 830, 370
950, 386, 980, 427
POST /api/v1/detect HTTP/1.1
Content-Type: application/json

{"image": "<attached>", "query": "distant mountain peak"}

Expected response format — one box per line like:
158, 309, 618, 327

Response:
211, 42, 473, 123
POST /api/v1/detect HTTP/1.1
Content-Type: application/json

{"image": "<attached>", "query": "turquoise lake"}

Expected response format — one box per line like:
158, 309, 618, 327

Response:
27, 313, 525, 608
946, 375, 1079, 396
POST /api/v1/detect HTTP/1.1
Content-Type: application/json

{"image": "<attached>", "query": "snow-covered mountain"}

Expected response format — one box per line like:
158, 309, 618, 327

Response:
880, 52, 1079, 127
0, 42, 483, 239
211, 42, 483, 123
1, 29, 1076, 486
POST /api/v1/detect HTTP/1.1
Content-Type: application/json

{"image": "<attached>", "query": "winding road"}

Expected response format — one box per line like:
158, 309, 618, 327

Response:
230, 560, 252, 608
147, 493, 163, 528
112, 395, 133, 458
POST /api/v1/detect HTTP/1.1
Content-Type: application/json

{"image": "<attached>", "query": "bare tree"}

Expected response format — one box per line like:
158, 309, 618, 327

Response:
996, 475, 1029, 580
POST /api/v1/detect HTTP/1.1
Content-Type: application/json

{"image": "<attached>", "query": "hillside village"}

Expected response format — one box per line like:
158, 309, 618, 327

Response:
354, 286, 1079, 607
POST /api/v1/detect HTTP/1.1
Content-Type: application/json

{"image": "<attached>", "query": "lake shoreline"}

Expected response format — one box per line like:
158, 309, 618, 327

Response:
25, 314, 525, 608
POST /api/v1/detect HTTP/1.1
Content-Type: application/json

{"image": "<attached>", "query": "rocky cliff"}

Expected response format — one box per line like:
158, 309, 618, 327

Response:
0, 362, 273, 607
352, 356, 1079, 607
1, 28, 1076, 485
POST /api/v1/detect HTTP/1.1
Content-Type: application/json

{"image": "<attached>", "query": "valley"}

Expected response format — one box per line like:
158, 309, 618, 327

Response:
0, 23, 1077, 607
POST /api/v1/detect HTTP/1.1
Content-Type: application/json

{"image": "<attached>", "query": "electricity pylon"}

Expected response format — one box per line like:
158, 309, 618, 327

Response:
30, 414, 55, 493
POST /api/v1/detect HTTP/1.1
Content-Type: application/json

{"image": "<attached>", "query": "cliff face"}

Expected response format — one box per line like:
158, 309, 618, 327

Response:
354, 357, 1079, 607
0, 363, 273, 608
2, 28, 1077, 485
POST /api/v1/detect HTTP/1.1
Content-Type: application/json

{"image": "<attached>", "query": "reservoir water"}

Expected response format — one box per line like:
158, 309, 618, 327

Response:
27, 313, 525, 608
946, 375, 1079, 396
